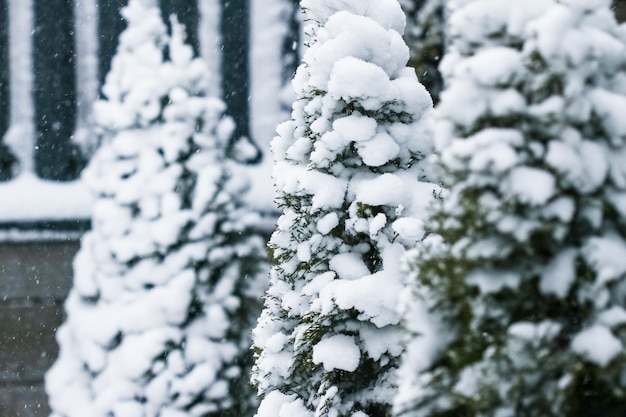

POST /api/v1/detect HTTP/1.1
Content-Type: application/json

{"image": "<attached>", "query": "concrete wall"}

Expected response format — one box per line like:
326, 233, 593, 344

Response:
0, 240, 79, 417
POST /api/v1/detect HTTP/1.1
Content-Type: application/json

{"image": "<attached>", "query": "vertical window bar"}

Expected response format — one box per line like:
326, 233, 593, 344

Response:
6, 0, 34, 176
33, 0, 82, 180
249, 0, 300, 158
73, 0, 99, 158
198, 0, 222, 97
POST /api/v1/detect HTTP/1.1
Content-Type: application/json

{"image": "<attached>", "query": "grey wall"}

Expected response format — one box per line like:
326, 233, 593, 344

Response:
0, 240, 79, 417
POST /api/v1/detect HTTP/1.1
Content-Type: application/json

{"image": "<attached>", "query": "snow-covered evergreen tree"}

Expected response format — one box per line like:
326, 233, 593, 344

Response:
398, 0, 626, 416
45, 2, 267, 416
251, 1, 436, 416
399, 0, 445, 103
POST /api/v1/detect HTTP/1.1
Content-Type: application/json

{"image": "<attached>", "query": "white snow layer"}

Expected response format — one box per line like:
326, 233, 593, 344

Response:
539, 248, 577, 299
312, 334, 361, 372
0, 173, 92, 221
571, 325, 622, 367
584, 233, 626, 285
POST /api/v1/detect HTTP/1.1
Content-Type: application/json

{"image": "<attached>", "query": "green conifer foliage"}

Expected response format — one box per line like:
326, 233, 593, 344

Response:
251, 1, 437, 417
400, 1, 626, 416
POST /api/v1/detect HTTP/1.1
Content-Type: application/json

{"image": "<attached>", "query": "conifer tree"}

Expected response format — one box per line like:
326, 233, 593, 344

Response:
398, 1, 626, 416
251, 1, 436, 416
399, 0, 445, 103
45, 2, 266, 416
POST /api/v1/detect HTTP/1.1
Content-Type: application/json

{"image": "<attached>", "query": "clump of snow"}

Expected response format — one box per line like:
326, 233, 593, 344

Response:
467, 269, 520, 294
571, 325, 623, 367
505, 167, 555, 206
316, 212, 339, 235
539, 248, 577, 298
458, 47, 522, 87
352, 173, 408, 207
583, 233, 626, 285
312, 335, 361, 372
508, 320, 561, 341
257, 392, 312, 417
301, 0, 407, 34
317, 270, 405, 328
546, 139, 608, 194
599, 307, 626, 328
328, 253, 369, 281
392, 217, 425, 244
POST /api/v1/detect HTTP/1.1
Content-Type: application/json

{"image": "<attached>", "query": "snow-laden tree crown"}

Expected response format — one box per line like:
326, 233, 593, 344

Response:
251, 1, 438, 416
397, 0, 626, 416
45, 1, 267, 416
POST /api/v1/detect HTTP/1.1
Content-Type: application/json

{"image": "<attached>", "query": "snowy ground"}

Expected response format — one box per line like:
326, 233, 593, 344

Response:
0, 164, 276, 223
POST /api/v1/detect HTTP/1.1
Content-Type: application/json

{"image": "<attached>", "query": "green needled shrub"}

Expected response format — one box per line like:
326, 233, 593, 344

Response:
398, 1, 626, 416
251, 1, 437, 417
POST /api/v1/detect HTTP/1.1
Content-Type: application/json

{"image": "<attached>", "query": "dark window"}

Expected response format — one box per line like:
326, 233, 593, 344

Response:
221, 0, 258, 162
0, 0, 13, 181
97, 0, 127, 88
281, 0, 300, 88
161, 0, 200, 56
0, 0, 8, 140
33, 0, 83, 181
